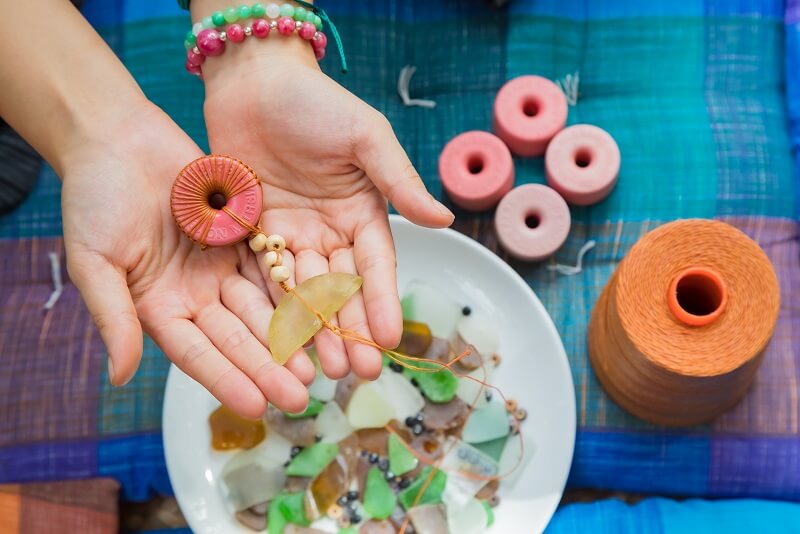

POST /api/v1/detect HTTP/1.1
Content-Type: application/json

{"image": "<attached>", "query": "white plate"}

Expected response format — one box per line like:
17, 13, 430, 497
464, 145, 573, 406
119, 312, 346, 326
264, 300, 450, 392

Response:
163, 215, 576, 534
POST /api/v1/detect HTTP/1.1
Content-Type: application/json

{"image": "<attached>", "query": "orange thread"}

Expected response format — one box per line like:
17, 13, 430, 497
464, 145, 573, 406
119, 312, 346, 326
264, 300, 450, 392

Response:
588, 219, 780, 426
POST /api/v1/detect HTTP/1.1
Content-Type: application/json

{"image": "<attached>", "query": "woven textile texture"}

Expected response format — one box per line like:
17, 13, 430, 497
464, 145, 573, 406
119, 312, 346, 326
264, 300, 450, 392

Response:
0, 0, 798, 518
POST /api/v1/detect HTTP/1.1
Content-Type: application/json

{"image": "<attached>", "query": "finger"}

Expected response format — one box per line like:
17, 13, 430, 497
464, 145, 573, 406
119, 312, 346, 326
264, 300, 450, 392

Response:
285, 350, 316, 386
354, 218, 403, 349
195, 303, 309, 413
294, 249, 350, 379
355, 112, 454, 228
68, 253, 143, 386
150, 318, 266, 419
329, 248, 383, 380
238, 246, 270, 295
221, 275, 315, 386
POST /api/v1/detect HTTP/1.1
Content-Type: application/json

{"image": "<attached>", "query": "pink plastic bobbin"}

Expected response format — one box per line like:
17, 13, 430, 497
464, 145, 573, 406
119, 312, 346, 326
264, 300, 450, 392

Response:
171, 155, 263, 247
495, 184, 571, 261
438, 131, 515, 211
493, 75, 568, 157
545, 124, 620, 206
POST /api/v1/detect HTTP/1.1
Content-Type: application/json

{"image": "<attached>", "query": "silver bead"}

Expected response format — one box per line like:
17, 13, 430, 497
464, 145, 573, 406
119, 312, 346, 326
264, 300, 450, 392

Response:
192, 46, 201, 55
244, 26, 253, 36
219, 31, 227, 41
269, 20, 278, 30
295, 21, 302, 30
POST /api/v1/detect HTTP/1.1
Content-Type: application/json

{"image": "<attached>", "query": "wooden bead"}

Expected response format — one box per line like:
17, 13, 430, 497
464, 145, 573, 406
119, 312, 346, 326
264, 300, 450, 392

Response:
270, 265, 290, 283
266, 234, 286, 252
249, 233, 268, 252
262, 250, 280, 269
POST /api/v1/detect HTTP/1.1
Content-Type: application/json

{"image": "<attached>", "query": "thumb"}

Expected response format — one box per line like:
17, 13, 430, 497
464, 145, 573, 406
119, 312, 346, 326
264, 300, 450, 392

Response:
355, 113, 454, 228
68, 252, 143, 386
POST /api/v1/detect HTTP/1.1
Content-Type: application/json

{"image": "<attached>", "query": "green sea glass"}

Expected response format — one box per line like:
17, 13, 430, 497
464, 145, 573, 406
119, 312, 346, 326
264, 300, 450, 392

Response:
388, 433, 418, 476
285, 397, 324, 419
398, 466, 447, 510
269, 273, 362, 364
268, 492, 310, 534
285, 442, 339, 477
404, 361, 458, 403
363, 467, 397, 520
461, 400, 510, 444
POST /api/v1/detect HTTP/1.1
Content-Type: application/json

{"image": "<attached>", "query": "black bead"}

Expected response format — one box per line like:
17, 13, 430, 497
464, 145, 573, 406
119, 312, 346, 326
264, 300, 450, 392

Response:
389, 362, 404, 373
350, 513, 362, 524
337, 495, 349, 506
404, 416, 416, 428
485, 390, 493, 401
314, 434, 322, 442
290, 446, 302, 458
412, 423, 424, 436
415, 412, 424, 423
410, 378, 419, 388
359, 449, 369, 458
368, 452, 379, 464
347, 500, 359, 511
346, 490, 359, 501
378, 458, 389, 471
462, 306, 472, 316
384, 471, 396, 482
398, 477, 411, 489
283, 460, 290, 467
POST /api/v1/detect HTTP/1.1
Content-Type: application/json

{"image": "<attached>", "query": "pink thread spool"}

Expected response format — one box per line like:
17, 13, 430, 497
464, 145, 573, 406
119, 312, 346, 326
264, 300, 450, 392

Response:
493, 76, 568, 157
545, 124, 620, 206
171, 155, 263, 247
438, 131, 514, 211
495, 184, 571, 261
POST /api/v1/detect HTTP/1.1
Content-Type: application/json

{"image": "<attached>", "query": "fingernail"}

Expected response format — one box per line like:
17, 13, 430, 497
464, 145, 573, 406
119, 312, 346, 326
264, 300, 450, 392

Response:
107, 358, 116, 385
431, 196, 455, 220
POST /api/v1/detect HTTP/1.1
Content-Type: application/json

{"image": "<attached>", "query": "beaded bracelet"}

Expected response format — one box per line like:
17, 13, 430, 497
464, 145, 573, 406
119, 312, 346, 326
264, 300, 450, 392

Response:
184, 2, 347, 74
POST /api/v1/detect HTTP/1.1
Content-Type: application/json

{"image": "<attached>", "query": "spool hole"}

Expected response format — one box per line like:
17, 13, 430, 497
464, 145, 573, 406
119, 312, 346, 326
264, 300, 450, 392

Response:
525, 212, 541, 229
669, 267, 727, 327
208, 192, 227, 210
575, 149, 592, 168
467, 155, 484, 174
522, 98, 540, 117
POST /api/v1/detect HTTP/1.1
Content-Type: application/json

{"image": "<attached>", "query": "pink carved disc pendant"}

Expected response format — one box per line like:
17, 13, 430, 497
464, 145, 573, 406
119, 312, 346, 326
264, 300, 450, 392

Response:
170, 155, 263, 247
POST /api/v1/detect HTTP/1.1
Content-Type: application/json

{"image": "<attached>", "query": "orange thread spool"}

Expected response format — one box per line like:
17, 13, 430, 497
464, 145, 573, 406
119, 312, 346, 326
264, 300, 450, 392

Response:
588, 219, 780, 426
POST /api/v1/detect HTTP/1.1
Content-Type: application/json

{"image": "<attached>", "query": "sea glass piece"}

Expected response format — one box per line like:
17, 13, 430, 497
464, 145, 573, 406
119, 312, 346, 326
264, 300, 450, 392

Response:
398, 466, 447, 510
421, 397, 469, 431
346, 382, 395, 429
461, 400, 510, 444
388, 433, 418, 476
396, 320, 433, 356
308, 373, 337, 403
315, 401, 354, 443
265, 405, 319, 447
455, 365, 494, 409
482, 500, 495, 526
333, 373, 360, 410
209, 404, 265, 451
221, 446, 287, 510
449, 333, 485, 370
285, 442, 339, 477
269, 492, 311, 534
286, 397, 324, 419
445, 497, 488, 534
236, 507, 266, 531
404, 361, 458, 404
358, 520, 395, 534
474, 435, 508, 462
377, 369, 425, 422
455, 312, 499, 357
338, 527, 358, 534
440, 436, 498, 507
363, 467, 397, 520
498, 430, 534, 488
407, 504, 448, 534
401, 280, 462, 338
270, 273, 363, 364
305, 454, 349, 520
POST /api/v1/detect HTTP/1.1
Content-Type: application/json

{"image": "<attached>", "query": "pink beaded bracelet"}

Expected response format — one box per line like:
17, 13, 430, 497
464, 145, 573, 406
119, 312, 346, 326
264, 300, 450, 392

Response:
185, 18, 328, 76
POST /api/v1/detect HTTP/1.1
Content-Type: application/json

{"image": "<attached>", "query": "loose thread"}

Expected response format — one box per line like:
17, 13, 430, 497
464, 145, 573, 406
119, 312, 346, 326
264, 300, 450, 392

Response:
548, 239, 596, 276
43, 252, 63, 310
397, 66, 436, 108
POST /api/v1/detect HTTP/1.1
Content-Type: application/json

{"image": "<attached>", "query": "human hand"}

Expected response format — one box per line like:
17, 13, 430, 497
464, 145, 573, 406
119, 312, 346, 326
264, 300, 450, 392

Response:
61, 101, 313, 418
201, 35, 454, 382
